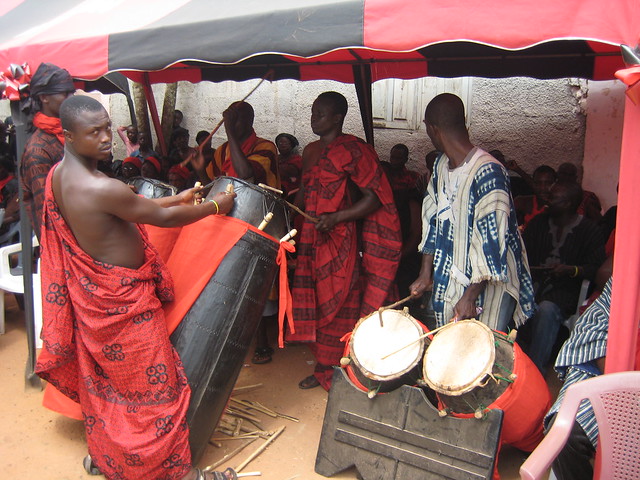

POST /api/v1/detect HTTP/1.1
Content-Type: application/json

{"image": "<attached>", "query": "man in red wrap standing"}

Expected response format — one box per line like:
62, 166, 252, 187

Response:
290, 91, 401, 390
35, 95, 237, 480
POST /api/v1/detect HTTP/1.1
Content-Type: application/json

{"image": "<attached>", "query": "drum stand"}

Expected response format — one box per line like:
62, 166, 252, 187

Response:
315, 368, 504, 480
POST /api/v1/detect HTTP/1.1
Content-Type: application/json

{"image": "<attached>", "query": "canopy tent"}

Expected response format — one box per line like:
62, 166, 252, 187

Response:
1, 0, 639, 373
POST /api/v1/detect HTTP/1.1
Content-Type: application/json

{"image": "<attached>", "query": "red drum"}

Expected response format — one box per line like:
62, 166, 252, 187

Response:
422, 320, 551, 451
341, 308, 428, 398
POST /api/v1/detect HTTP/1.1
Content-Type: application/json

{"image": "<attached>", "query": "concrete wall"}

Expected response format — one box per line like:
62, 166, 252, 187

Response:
581, 80, 625, 212
109, 76, 587, 176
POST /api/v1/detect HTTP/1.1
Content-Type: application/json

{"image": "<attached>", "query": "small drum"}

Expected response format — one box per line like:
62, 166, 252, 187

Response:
422, 320, 551, 451
342, 308, 428, 398
128, 176, 177, 198
206, 176, 290, 240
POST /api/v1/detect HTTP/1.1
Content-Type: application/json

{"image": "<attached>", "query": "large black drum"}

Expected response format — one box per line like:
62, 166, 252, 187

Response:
127, 176, 177, 198
171, 176, 291, 463
206, 176, 291, 240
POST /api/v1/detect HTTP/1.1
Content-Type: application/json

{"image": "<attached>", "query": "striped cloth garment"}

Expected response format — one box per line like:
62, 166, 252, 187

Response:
544, 278, 613, 447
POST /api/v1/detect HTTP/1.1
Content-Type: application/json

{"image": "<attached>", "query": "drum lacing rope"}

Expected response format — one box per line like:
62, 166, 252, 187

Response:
462, 397, 488, 414
492, 360, 515, 384
258, 185, 294, 232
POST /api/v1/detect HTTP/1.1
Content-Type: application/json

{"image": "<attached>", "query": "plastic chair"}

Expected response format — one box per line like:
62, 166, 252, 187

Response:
0, 237, 42, 346
563, 279, 592, 331
520, 371, 640, 480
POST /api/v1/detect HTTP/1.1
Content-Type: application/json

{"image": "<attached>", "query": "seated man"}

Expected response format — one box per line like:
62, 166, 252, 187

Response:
35, 95, 237, 480
544, 277, 640, 480
521, 180, 606, 372
557, 162, 602, 221
514, 165, 556, 228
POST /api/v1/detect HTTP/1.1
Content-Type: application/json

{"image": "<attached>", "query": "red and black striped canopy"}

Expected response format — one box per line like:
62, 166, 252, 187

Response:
0, 0, 637, 85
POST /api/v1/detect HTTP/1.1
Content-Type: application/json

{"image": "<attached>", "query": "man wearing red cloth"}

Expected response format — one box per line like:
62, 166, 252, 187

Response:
20, 62, 76, 240
289, 91, 402, 390
197, 101, 279, 188
35, 95, 236, 480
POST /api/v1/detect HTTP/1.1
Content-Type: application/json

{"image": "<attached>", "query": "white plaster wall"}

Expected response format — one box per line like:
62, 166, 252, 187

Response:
581, 80, 625, 212
468, 77, 587, 172
108, 77, 587, 178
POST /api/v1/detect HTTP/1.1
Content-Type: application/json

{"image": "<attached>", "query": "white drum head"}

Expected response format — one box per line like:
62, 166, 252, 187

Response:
350, 309, 425, 380
423, 320, 495, 396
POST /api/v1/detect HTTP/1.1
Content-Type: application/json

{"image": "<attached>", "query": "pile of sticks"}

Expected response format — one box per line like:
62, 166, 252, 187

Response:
204, 383, 299, 474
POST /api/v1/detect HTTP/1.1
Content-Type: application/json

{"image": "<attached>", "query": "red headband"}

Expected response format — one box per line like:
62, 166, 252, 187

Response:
144, 156, 161, 172
123, 156, 142, 169
169, 164, 190, 180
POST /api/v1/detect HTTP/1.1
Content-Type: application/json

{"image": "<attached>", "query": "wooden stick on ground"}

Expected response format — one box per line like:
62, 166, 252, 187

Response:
232, 383, 264, 395
205, 438, 257, 471
235, 425, 286, 472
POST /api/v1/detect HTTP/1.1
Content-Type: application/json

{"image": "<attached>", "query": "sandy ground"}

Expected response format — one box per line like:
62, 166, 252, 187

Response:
0, 295, 553, 479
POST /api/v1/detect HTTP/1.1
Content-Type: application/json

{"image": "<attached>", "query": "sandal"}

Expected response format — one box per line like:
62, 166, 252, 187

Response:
252, 346, 274, 364
197, 467, 238, 480
83, 454, 101, 475
298, 374, 321, 389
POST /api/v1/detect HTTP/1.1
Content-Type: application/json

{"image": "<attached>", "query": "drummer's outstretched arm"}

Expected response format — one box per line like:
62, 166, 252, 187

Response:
410, 254, 434, 297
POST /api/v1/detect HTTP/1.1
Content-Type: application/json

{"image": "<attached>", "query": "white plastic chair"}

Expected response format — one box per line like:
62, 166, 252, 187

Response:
520, 371, 640, 480
563, 279, 592, 331
0, 237, 42, 347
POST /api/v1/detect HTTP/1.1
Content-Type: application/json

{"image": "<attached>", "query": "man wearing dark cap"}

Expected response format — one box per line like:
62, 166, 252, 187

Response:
21, 62, 75, 239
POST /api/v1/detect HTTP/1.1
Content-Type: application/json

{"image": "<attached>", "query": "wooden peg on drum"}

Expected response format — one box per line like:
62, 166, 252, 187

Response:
193, 181, 202, 204
258, 183, 284, 195
279, 229, 297, 243
258, 212, 274, 231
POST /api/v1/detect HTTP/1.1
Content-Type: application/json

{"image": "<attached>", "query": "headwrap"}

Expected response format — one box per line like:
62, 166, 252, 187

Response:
169, 164, 190, 180
30, 63, 75, 97
20, 63, 75, 116
144, 156, 162, 173
275, 133, 299, 148
123, 156, 143, 169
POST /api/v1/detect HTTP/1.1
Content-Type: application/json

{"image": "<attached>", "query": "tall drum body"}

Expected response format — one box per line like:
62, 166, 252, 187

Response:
170, 177, 290, 463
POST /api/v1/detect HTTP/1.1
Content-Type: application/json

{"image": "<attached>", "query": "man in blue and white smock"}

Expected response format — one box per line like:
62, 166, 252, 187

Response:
410, 93, 535, 332
543, 277, 612, 480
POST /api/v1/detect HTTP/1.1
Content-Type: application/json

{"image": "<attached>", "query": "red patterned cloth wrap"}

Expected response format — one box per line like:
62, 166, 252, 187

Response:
288, 134, 401, 389
35, 168, 192, 480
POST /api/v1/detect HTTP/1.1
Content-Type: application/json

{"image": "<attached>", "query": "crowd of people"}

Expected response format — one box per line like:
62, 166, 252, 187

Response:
13, 62, 625, 480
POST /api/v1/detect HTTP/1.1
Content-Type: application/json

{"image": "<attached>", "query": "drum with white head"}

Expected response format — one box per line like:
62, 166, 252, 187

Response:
342, 308, 428, 397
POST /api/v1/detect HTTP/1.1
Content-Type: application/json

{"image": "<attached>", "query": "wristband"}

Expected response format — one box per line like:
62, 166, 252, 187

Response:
571, 265, 579, 278
209, 199, 219, 215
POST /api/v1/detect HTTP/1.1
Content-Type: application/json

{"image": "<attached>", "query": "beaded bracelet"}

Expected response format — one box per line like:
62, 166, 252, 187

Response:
209, 199, 219, 215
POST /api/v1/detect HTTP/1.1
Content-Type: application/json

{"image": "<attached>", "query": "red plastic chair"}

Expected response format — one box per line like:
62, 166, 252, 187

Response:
520, 371, 640, 480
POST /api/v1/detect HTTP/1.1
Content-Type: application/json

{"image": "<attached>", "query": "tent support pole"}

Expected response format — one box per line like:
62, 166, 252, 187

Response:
352, 64, 375, 146
606, 94, 640, 373
11, 100, 41, 390
141, 73, 167, 157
